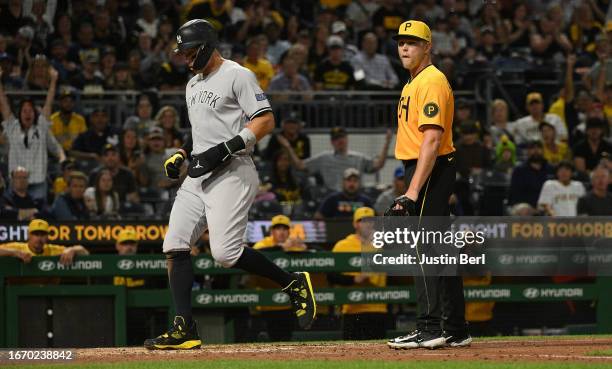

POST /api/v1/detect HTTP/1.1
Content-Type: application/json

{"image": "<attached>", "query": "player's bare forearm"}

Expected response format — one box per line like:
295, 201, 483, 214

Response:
245, 111, 274, 141
405, 127, 442, 201
69, 245, 89, 255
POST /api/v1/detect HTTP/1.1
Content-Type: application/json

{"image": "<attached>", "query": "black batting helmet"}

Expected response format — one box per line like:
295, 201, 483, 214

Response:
174, 19, 218, 70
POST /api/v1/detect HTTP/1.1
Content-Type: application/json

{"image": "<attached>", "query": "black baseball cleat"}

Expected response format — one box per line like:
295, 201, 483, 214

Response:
283, 272, 317, 329
387, 330, 447, 349
144, 316, 202, 350
443, 331, 473, 347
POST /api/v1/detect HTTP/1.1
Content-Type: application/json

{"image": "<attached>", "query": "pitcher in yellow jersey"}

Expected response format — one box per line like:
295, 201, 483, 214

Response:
385, 20, 471, 350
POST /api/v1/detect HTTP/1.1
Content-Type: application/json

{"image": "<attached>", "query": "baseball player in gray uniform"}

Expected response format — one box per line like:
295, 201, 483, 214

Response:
144, 19, 316, 350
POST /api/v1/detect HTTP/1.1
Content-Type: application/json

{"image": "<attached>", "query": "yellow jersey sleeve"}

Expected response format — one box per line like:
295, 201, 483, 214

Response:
416, 82, 450, 130
253, 236, 276, 250
0, 242, 29, 253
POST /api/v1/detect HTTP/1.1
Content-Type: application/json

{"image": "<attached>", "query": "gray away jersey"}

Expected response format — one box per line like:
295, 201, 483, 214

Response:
185, 59, 272, 155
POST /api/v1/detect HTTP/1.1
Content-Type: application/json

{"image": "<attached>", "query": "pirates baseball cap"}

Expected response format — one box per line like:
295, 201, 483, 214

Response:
271, 215, 291, 228
101, 143, 118, 154
148, 126, 164, 139
29, 219, 49, 234
526, 92, 543, 104
392, 20, 432, 42
354, 207, 375, 222
117, 229, 138, 244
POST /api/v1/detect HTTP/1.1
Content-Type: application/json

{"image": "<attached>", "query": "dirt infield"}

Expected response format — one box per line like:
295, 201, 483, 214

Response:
72, 337, 612, 363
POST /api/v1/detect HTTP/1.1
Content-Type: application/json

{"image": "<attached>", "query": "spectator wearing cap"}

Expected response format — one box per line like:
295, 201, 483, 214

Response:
374, 166, 407, 215
509, 92, 567, 145
314, 36, 356, 90
0, 52, 23, 90
350, 32, 398, 90
315, 168, 373, 219
158, 48, 190, 91
70, 53, 105, 94
142, 126, 178, 195
123, 94, 157, 139
268, 55, 312, 94
52, 158, 76, 195
2, 167, 45, 221
0, 218, 89, 265
455, 120, 492, 179
84, 168, 120, 220
279, 126, 391, 191
48, 39, 77, 84
330, 206, 387, 340
51, 171, 89, 221
155, 106, 183, 149
540, 120, 571, 166
71, 108, 120, 163
113, 229, 144, 287
251, 214, 307, 341
1, 64, 65, 202
508, 140, 554, 207
50, 90, 86, 151
243, 36, 274, 91
264, 113, 310, 160
453, 98, 475, 138
537, 161, 585, 216
489, 99, 515, 145
475, 26, 501, 62
90, 143, 139, 204
577, 165, 612, 215
331, 21, 359, 60
572, 117, 612, 173
8, 25, 35, 74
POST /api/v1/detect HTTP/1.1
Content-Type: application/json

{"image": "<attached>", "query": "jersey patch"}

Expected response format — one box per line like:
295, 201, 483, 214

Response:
255, 93, 267, 101
423, 102, 439, 118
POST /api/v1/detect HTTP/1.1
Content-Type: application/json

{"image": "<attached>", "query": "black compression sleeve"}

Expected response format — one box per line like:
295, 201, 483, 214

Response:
181, 134, 193, 158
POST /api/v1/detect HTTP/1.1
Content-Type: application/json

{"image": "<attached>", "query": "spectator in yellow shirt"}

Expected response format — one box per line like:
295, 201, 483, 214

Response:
251, 214, 307, 341
540, 121, 571, 166
0, 218, 89, 266
50, 90, 87, 151
113, 229, 145, 288
243, 36, 274, 91
330, 207, 387, 340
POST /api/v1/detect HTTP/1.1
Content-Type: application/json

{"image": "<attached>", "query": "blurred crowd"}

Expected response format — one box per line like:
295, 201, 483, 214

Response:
0, 0, 611, 222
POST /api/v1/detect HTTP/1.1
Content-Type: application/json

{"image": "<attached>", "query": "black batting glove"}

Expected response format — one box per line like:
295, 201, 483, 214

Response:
164, 151, 185, 179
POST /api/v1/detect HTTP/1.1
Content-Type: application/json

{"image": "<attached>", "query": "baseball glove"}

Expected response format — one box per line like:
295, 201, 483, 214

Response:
384, 195, 418, 217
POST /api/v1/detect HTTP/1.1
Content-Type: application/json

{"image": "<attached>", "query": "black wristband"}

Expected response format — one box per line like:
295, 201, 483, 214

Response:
225, 135, 246, 154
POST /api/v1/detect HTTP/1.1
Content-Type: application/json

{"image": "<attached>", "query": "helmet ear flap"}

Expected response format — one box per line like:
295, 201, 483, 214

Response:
193, 43, 215, 70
